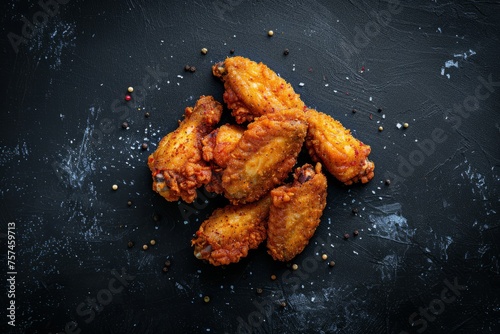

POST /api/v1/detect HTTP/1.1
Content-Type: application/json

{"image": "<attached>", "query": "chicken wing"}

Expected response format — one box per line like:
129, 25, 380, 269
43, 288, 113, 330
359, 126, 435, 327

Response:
213, 56, 375, 185
212, 56, 306, 123
305, 109, 374, 185
191, 195, 271, 266
221, 109, 307, 205
147, 96, 223, 203
202, 124, 245, 169
202, 123, 245, 194
267, 163, 327, 262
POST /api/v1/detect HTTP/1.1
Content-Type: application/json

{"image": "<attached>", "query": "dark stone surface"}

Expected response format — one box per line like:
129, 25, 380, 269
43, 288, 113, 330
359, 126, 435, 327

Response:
1, 0, 499, 333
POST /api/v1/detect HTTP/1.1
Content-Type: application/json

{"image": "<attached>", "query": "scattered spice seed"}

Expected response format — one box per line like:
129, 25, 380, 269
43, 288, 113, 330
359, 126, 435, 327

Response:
256, 288, 263, 294
189, 66, 196, 73
403, 122, 409, 129
292, 264, 298, 271
268, 30, 274, 36
343, 233, 350, 240
162, 266, 168, 273
385, 179, 391, 186
270, 274, 277, 281
321, 254, 328, 261
141, 143, 148, 150
125, 95, 131, 101
201, 48, 208, 55
283, 48, 289, 55
112, 184, 118, 191
203, 295, 210, 303
377, 108, 383, 113
164, 260, 171, 267
127, 241, 134, 248
127, 86, 134, 93
329, 260, 336, 267
184, 65, 191, 72
369, 113, 373, 120
152, 213, 161, 222
150, 239, 156, 246
144, 112, 150, 118
352, 207, 359, 214
230, 49, 235, 54
280, 301, 287, 307
353, 230, 359, 237
142, 244, 148, 251
352, 109, 357, 114
378, 126, 384, 132
127, 200, 132, 206
121, 121, 129, 129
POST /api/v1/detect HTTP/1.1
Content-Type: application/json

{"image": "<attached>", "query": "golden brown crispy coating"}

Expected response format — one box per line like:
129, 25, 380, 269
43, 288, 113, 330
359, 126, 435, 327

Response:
202, 124, 245, 169
221, 109, 307, 205
191, 196, 271, 266
213, 56, 375, 185
147, 96, 222, 203
202, 124, 245, 194
212, 56, 306, 123
267, 163, 327, 262
305, 109, 374, 185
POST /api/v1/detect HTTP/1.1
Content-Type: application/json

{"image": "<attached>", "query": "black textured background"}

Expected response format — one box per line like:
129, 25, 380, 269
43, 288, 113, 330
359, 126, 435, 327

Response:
1, 1, 499, 333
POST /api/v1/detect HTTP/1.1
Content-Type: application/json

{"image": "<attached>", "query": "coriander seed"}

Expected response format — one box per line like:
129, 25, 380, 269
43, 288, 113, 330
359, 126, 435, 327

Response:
201, 48, 208, 55
321, 254, 328, 261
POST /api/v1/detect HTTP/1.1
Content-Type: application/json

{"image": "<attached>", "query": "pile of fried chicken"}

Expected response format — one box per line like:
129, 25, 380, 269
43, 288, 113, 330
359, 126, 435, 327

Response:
147, 56, 375, 266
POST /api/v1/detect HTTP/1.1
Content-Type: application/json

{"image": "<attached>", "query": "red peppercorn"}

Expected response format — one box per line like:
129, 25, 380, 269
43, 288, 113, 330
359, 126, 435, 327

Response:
125, 95, 132, 101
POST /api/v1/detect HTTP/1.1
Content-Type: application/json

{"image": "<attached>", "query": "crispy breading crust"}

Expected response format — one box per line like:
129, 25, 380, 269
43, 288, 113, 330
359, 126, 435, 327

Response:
213, 56, 306, 123
202, 124, 245, 194
221, 109, 307, 205
267, 163, 327, 262
191, 196, 271, 266
305, 109, 375, 185
147, 96, 222, 203
213, 56, 375, 185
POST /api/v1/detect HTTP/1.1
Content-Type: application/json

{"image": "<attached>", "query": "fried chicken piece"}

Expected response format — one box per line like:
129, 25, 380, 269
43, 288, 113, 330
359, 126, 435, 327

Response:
192, 196, 272, 266
147, 96, 222, 203
212, 56, 375, 185
202, 124, 245, 169
267, 163, 327, 262
212, 56, 306, 123
305, 109, 374, 185
221, 109, 307, 205
202, 124, 245, 194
